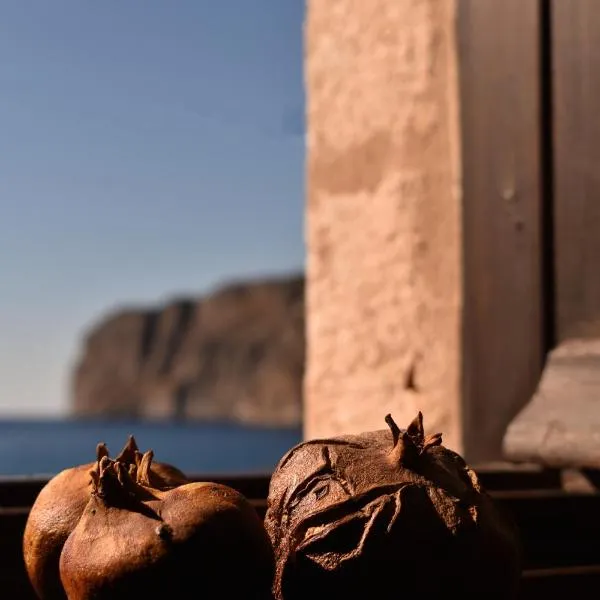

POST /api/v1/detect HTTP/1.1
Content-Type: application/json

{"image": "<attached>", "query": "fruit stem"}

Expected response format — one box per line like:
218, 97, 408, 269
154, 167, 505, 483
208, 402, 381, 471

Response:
96, 442, 109, 461
384, 414, 401, 446
406, 411, 424, 446
136, 450, 154, 487
115, 435, 139, 464
386, 412, 438, 467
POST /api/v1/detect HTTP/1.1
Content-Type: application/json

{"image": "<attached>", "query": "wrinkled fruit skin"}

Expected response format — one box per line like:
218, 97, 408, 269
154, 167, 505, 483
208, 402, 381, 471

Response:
22, 438, 187, 600
59, 453, 275, 600
265, 413, 521, 600
23, 464, 93, 600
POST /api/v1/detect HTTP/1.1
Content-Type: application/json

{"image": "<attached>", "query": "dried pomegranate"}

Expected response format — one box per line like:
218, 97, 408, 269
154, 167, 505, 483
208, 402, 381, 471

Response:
58, 446, 275, 600
265, 412, 521, 600
23, 436, 187, 600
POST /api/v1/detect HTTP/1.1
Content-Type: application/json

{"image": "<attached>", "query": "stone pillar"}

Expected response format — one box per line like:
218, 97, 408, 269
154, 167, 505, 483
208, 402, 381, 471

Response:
304, 0, 463, 451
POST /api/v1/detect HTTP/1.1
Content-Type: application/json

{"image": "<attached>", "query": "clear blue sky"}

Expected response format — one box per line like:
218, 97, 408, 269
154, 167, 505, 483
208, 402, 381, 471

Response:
0, 1, 305, 416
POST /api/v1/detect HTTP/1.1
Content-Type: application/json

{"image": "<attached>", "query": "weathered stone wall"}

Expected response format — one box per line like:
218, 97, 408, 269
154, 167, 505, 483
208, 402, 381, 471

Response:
304, 0, 463, 450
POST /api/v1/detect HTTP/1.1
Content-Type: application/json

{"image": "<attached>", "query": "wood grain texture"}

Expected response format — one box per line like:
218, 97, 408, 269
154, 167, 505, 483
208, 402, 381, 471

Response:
504, 338, 600, 468
457, 0, 545, 461
552, 0, 600, 342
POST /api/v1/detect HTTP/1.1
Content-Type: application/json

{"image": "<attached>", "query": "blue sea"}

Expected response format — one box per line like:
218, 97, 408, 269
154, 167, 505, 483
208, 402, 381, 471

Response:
0, 419, 302, 477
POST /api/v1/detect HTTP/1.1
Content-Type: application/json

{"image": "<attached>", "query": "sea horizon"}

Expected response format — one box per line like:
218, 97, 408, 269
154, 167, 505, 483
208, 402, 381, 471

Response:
0, 417, 302, 478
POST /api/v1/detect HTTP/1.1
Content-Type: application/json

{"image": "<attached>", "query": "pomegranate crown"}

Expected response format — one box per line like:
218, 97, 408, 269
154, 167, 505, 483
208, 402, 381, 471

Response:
385, 412, 442, 466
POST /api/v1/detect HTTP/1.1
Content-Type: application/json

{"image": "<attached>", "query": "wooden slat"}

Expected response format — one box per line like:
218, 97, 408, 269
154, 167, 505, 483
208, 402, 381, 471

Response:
473, 464, 562, 491
187, 472, 272, 500
0, 467, 563, 509
4, 490, 600, 599
0, 507, 36, 600
0, 477, 48, 508
520, 565, 600, 597
493, 490, 600, 569
552, 0, 600, 341
457, 0, 545, 462
5, 492, 600, 569
244, 492, 600, 570
0, 472, 273, 509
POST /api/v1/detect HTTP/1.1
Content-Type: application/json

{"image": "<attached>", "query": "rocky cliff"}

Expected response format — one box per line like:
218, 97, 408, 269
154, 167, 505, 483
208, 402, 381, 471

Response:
71, 274, 304, 427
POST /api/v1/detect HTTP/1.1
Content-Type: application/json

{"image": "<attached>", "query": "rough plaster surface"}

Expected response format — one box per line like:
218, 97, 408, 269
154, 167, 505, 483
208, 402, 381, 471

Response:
304, 0, 463, 451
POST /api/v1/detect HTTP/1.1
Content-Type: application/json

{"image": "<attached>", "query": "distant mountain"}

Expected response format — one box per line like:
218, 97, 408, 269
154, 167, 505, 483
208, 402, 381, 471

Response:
71, 274, 304, 427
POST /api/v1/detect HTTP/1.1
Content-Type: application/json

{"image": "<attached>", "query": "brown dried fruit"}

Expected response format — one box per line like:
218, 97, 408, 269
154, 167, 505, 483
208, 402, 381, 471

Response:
265, 412, 521, 600
23, 436, 187, 600
58, 444, 274, 599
